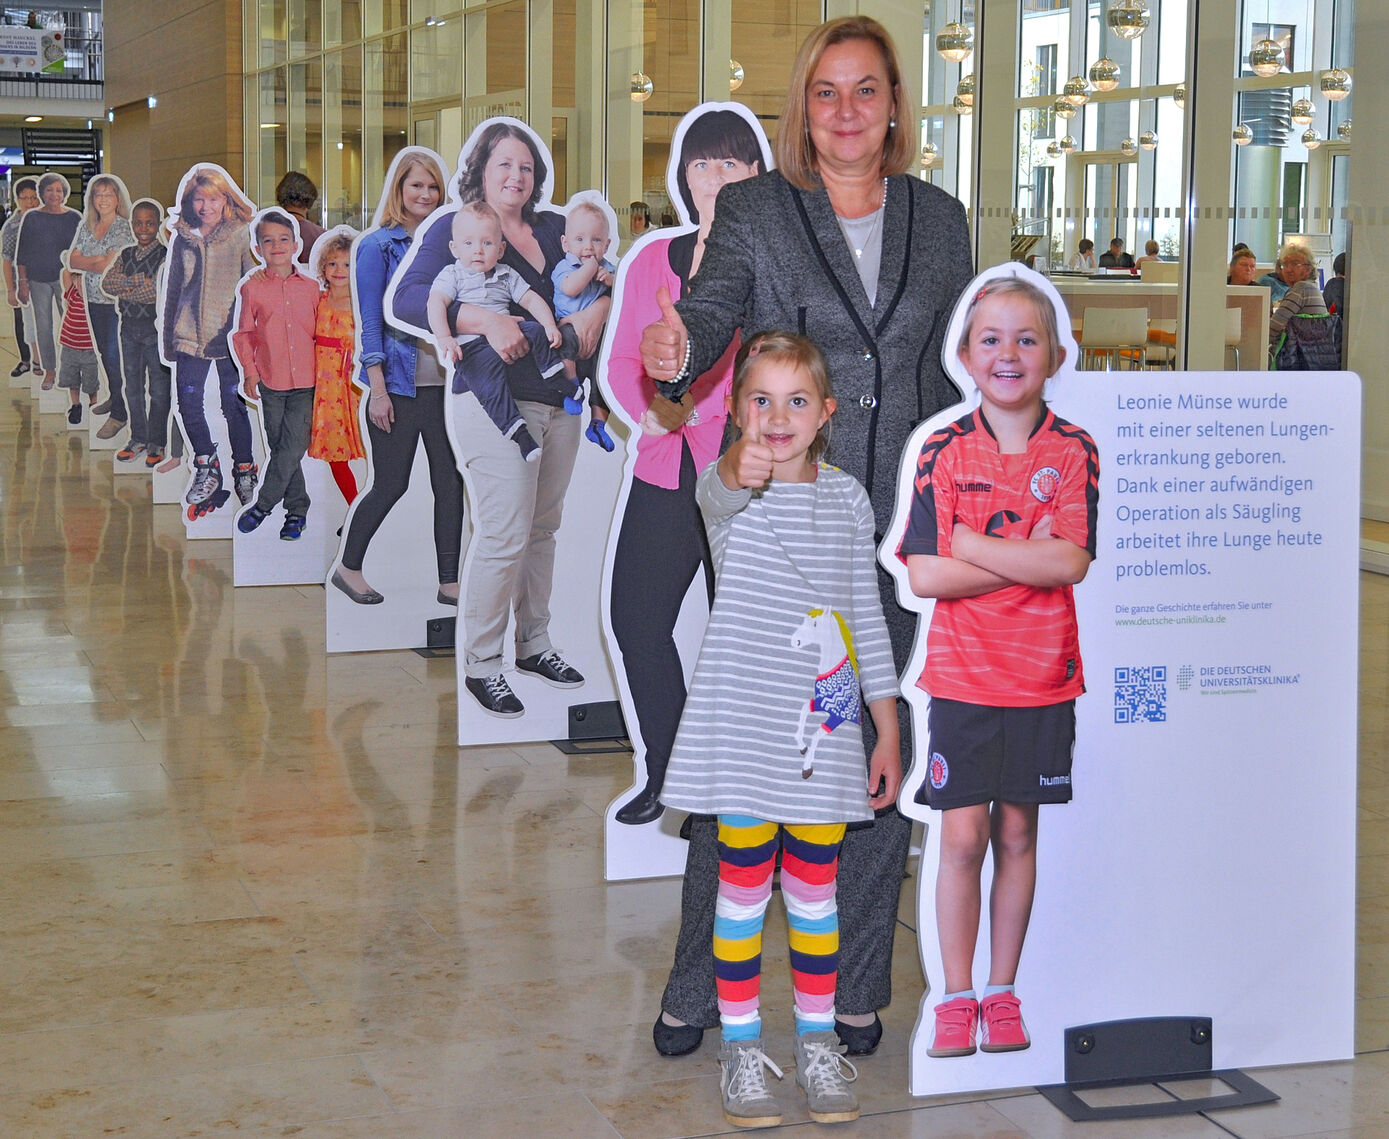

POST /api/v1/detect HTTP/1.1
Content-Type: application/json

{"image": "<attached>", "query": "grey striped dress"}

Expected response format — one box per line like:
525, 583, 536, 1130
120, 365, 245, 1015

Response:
659, 462, 898, 824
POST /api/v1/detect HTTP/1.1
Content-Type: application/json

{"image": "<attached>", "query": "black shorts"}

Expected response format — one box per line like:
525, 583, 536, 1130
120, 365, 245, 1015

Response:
916, 697, 1076, 810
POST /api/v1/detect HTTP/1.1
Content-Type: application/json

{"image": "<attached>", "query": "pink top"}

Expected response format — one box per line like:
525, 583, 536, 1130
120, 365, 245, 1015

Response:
231, 268, 320, 391
603, 236, 738, 490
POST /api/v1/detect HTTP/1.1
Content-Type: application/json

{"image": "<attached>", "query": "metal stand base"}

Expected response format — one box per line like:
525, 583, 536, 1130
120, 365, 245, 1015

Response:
412, 616, 455, 658
550, 699, 630, 755
1037, 1017, 1278, 1123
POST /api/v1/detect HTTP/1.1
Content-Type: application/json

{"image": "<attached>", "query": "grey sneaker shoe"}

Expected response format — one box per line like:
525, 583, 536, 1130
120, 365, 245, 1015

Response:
794, 1030, 859, 1124
718, 1037, 783, 1128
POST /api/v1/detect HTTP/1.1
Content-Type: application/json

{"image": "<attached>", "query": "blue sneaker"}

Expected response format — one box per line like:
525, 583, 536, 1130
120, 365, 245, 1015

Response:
237, 505, 270, 533
279, 513, 306, 541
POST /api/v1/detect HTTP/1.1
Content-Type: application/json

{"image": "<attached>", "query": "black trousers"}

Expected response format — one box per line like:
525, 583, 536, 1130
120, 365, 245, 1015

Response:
608, 443, 713, 794
341, 386, 465, 583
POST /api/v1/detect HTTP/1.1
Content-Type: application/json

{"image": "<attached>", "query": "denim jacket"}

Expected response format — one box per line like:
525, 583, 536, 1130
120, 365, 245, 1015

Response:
354, 223, 421, 396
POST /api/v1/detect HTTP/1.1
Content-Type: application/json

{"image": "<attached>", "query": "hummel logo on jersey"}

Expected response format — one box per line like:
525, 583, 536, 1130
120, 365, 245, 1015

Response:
955, 480, 993, 493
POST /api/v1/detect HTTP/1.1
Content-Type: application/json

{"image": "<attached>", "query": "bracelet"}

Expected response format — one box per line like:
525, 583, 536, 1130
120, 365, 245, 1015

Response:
673, 335, 693, 382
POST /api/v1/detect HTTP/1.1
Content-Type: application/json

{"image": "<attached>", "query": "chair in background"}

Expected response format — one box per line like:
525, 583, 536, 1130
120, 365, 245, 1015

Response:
1224, 308, 1243, 369
1080, 307, 1151, 370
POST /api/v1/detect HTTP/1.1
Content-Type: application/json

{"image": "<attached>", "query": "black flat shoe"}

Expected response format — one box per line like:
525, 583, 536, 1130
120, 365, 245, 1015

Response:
615, 785, 664, 825
330, 569, 383, 605
834, 1012, 883, 1056
653, 1013, 704, 1057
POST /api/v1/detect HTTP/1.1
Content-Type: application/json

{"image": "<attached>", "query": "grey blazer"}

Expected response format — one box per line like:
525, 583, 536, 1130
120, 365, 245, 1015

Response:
676, 169, 973, 525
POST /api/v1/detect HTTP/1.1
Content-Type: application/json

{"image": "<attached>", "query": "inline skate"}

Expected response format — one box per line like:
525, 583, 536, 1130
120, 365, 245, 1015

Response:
186, 453, 231, 520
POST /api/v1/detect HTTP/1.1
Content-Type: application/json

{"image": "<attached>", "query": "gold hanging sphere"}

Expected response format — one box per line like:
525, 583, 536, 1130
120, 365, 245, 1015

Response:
1090, 58, 1121, 92
1290, 98, 1315, 126
1139, 130, 1158, 150
1059, 134, 1077, 155
1173, 83, 1186, 109
1046, 141, 1061, 159
729, 60, 744, 92
1249, 39, 1285, 78
956, 74, 975, 107
936, 22, 974, 64
1233, 124, 1254, 146
1107, 0, 1150, 41
1301, 127, 1323, 150
952, 94, 972, 115
921, 141, 939, 167
1062, 75, 1090, 106
1320, 68, 1352, 101
630, 72, 653, 102
1053, 97, 1077, 121
1337, 119, 1352, 141
1120, 137, 1138, 157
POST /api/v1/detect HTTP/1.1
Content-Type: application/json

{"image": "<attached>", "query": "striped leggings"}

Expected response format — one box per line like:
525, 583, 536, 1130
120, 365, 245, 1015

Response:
715, 815, 847, 1040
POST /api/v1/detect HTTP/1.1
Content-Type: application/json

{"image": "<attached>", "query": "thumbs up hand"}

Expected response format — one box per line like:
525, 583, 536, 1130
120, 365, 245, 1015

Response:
640, 285, 689, 382
717, 398, 775, 490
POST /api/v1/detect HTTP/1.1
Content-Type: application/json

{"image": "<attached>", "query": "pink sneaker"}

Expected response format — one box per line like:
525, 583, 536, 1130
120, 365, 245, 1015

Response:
979, 992, 1030, 1052
927, 996, 978, 1057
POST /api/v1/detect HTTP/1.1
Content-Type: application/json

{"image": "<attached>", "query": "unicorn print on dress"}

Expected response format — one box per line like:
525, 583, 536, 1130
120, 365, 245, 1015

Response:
790, 607, 863, 779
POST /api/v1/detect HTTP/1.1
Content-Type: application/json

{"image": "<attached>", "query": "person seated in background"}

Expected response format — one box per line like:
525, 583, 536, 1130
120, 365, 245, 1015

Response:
275, 171, 326, 265
1098, 237, 1134, 269
629, 201, 650, 239
1228, 248, 1259, 286
1068, 238, 1096, 270
1257, 244, 1314, 304
1323, 251, 1347, 320
1268, 243, 1328, 346
1134, 239, 1162, 268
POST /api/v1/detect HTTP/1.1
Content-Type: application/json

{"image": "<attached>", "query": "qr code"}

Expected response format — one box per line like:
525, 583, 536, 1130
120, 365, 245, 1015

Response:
1114, 665, 1167, 724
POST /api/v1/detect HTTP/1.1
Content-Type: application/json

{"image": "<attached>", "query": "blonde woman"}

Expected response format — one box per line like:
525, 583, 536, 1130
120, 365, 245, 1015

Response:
331, 148, 464, 606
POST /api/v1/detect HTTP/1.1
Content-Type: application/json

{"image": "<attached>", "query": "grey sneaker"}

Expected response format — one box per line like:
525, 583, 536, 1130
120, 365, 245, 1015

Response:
794, 1030, 859, 1124
718, 1037, 783, 1128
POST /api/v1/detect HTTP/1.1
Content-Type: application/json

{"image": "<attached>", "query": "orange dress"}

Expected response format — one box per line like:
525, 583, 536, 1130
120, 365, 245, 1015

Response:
308, 297, 365, 462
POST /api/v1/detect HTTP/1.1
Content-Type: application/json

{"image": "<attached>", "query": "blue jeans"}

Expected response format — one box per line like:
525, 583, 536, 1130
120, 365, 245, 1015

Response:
174, 353, 252, 466
87, 303, 125, 420
121, 319, 170, 450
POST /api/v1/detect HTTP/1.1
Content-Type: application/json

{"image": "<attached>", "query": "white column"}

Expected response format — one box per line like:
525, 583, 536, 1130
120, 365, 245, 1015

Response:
1346, 5, 1388, 518
972, 0, 1019, 270
1176, 0, 1237, 370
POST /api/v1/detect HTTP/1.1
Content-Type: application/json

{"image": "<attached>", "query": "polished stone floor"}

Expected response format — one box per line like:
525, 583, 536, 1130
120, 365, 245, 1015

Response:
1, 355, 1387, 1137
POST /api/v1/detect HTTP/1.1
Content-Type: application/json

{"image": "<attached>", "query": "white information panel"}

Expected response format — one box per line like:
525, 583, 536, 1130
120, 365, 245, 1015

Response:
892, 370, 1359, 1095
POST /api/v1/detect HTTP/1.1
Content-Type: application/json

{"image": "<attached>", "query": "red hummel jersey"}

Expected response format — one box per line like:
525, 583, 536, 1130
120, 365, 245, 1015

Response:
898, 406, 1099, 707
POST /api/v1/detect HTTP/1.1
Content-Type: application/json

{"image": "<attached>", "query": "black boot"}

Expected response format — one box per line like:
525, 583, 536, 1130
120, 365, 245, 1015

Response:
615, 782, 664, 825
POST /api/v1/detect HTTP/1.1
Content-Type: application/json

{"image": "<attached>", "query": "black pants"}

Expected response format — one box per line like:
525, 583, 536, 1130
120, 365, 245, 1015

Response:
13, 305, 29, 363
608, 443, 713, 794
341, 385, 465, 583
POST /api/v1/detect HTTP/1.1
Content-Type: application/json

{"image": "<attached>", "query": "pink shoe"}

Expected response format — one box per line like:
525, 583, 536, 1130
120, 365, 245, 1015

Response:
979, 992, 1030, 1053
927, 996, 978, 1057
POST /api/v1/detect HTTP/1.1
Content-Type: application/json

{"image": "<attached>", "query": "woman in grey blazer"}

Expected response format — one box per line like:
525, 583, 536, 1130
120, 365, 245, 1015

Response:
643, 15, 973, 1057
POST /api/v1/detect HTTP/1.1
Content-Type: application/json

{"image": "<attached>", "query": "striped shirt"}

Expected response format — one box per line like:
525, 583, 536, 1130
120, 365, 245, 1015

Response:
1269, 280, 1328, 346
660, 462, 897, 825
899, 407, 1099, 707
58, 282, 93, 351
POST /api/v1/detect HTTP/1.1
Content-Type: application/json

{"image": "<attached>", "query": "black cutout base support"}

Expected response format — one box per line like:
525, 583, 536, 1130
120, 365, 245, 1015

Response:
412, 616, 456, 657
551, 699, 629, 754
1037, 1016, 1278, 1123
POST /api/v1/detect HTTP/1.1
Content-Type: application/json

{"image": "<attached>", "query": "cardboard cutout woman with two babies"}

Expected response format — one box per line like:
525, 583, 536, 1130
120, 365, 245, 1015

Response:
387, 118, 625, 744
880, 263, 1098, 1093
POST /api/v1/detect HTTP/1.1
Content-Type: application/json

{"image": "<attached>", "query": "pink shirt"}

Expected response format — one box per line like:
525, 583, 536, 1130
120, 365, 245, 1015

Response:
602, 236, 738, 490
231, 267, 320, 391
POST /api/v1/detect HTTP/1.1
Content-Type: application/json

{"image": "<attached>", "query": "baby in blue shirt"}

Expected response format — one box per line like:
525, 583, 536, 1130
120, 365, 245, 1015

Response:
549, 200, 615, 417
